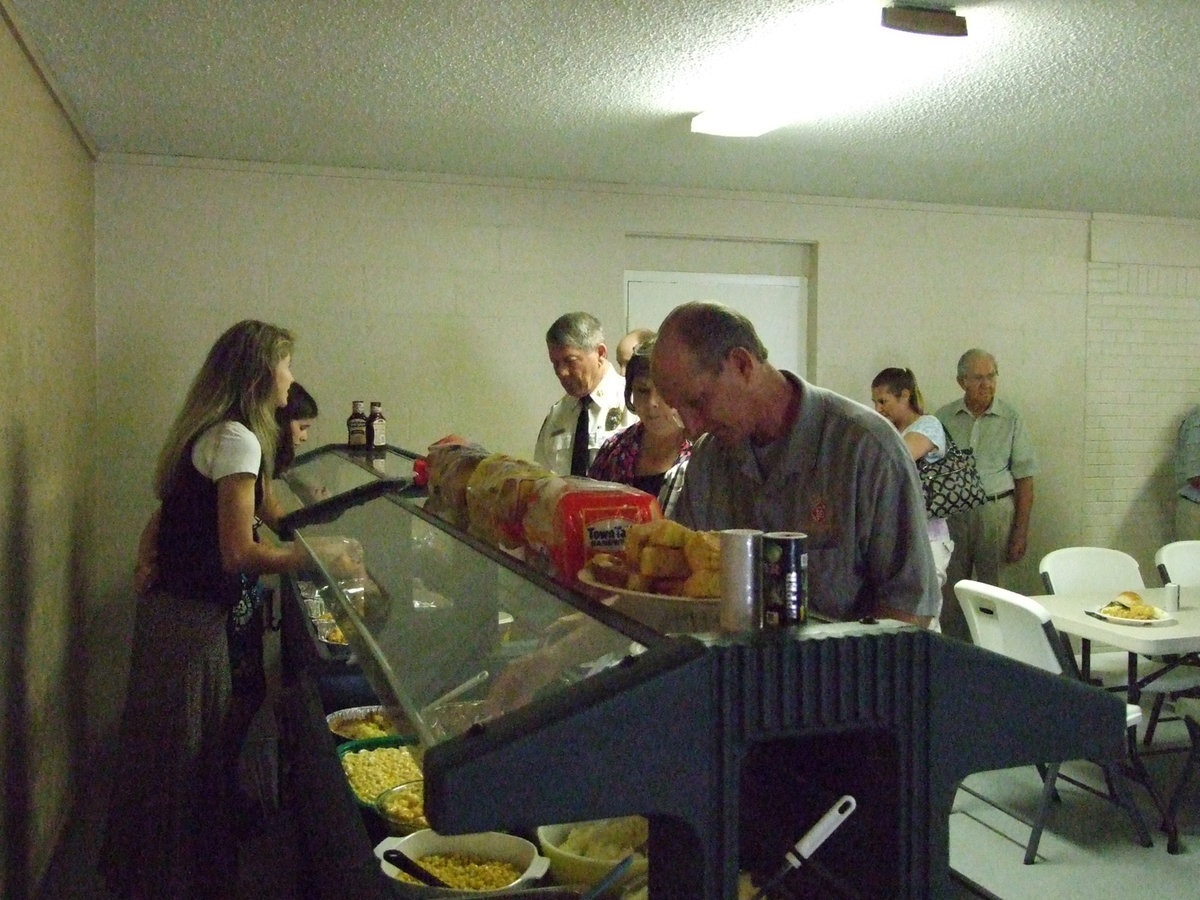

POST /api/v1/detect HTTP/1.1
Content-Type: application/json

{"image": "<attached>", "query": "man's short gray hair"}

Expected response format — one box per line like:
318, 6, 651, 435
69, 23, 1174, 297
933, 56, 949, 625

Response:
957, 348, 997, 379
546, 312, 604, 351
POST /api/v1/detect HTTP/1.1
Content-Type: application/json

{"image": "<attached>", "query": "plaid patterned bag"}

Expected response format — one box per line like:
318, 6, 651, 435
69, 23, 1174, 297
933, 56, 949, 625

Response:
917, 431, 987, 518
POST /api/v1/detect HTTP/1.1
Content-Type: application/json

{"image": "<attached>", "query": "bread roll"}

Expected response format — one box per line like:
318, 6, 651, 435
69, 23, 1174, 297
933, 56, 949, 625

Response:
626, 572, 654, 592
638, 545, 690, 578
625, 525, 650, 567
651, 577, 687, 596
682, 569, 720, 598
626, 518, 688, 551
588, 552, 631, 588
683, 530, 721, 573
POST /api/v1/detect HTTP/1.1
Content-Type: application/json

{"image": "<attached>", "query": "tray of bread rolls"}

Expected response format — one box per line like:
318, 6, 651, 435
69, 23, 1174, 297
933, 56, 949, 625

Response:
577, 519, 720, 634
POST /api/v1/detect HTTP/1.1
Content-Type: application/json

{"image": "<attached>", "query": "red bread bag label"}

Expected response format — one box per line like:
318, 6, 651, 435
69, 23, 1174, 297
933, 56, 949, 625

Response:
522, 477, 661, 581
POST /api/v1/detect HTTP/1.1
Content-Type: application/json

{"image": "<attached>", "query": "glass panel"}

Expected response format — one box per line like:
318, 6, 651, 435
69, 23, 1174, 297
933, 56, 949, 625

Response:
294, 490, 657, 747
282, 444, 416, 507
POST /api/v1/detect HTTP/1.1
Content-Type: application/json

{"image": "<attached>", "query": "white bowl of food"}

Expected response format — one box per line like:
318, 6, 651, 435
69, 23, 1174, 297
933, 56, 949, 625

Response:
536, 816, 649, 896
373, 829, 549, 896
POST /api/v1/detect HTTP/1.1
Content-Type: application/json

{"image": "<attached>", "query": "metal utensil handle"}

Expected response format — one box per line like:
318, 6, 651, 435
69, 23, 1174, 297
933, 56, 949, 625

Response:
749, 795, 857, 900
580, 853, 635, 900
382, 847, 452, 888
422, 669, 489, 714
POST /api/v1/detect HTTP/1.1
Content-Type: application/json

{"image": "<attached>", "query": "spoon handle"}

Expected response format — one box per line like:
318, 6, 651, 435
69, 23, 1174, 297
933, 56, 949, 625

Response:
382, 848, 451, 888
581, 853, 635, 900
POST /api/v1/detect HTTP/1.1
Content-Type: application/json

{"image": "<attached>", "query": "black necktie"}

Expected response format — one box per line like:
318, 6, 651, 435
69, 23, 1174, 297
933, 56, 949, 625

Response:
571, 395, 592, 476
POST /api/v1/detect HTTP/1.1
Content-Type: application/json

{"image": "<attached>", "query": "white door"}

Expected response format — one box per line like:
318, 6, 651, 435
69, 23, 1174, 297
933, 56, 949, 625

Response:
625, 271, 807, 375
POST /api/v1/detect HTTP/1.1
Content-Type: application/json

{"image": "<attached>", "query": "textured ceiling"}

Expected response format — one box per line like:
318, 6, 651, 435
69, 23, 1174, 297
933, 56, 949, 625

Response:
7, 0, 1200, 218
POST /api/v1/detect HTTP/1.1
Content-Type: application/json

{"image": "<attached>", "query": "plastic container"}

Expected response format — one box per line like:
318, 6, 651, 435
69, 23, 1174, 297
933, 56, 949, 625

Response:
336, 736, 422, 806
375, 779, 428, 833
374, 829, 550, 896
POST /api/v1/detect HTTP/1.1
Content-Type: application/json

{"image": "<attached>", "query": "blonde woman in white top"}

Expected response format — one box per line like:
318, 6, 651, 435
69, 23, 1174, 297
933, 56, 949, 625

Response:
871, 367, 955, 592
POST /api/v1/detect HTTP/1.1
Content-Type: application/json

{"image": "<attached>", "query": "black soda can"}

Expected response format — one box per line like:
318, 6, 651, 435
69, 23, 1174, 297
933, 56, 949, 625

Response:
762, 532, 807, 626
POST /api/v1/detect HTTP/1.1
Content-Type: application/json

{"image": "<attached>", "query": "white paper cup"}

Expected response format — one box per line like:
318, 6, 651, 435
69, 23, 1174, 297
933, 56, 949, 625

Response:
1166, 582, 1181, 613
720, 529, 763, 632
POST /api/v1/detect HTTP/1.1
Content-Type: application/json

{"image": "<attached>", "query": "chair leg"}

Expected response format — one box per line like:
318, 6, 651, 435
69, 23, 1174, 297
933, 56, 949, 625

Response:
1103, 758, 1154, 849
1034, 763, 1061, 803
1124, 724, 1175, 852
1143, 692, 1168, 746
1026, 762, 1061, 864
1166, 716, 1200, 845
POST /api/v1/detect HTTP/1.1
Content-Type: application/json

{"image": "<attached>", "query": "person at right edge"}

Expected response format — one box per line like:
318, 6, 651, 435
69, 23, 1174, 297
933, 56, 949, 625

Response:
935, 348, 1038, 641
1175, 404, 1200, 541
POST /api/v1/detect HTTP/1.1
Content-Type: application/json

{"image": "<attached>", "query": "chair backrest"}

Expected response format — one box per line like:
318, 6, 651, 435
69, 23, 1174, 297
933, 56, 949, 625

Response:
1038, 546, 1144, 594
1156, 540, 1200, 586
953, 579, 1076, 676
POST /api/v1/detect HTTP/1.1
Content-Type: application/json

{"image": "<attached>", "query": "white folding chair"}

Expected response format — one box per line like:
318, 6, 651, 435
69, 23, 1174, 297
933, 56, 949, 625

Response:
953, 579, 1161, 862
1037, 547, 1141, 685
1156, 540, 1200, 586
1040, 546, 1200, 745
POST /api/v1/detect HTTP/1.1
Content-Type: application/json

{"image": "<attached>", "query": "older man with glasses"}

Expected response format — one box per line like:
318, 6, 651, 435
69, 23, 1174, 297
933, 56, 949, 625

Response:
534, 311, 635, 477
935, 348, 1039, 640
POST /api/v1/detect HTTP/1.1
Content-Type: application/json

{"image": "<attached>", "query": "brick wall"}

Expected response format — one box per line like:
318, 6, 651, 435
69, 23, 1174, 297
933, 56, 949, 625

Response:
1085, 262, 1200, 576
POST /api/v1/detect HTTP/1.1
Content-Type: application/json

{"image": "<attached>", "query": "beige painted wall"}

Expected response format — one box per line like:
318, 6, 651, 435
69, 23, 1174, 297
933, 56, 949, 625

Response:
0, 13, 95, 896
7, 18, 1200, 894
95, 159, 1095, 613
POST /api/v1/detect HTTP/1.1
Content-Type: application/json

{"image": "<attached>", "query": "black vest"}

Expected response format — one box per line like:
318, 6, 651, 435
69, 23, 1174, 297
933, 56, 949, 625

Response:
157, 437, 263, 608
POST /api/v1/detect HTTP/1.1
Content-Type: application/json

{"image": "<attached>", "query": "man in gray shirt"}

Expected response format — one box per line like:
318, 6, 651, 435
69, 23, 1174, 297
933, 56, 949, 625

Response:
652, 301, 939, 626
935, 349, 1038, 640
1175, 406, 1200, 540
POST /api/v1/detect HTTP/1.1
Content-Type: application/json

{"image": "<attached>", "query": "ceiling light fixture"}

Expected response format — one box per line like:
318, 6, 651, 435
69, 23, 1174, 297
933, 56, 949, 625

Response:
881, 3, 967, 37
684, 4, 980, 138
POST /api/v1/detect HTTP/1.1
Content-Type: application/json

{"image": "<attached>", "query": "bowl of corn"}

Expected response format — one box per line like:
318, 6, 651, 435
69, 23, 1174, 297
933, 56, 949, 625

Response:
375, 780, 428, 834
326, 705, 405, 741
373, 830, 550, 896
336, 736, 422, 807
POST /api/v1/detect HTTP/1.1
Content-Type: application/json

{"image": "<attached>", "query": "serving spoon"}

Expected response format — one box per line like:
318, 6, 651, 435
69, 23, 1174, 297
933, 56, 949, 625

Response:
382, 847, 451, 888
580, 853, 635, 900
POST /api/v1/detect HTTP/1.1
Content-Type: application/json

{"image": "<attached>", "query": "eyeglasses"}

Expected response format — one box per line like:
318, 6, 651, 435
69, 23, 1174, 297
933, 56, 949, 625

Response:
965, 372, 997, 384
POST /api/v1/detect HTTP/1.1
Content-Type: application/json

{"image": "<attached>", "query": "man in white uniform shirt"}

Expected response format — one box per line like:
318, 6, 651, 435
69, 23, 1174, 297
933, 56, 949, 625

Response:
534, 312, 635, 476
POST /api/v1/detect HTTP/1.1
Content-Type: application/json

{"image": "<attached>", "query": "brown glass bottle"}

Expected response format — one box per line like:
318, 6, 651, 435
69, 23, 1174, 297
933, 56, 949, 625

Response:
347, 400, 367, 450
366, 401, 387, 450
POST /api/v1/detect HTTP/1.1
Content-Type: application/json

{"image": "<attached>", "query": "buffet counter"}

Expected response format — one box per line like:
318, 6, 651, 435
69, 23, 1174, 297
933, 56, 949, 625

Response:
272, 443, 1130, 899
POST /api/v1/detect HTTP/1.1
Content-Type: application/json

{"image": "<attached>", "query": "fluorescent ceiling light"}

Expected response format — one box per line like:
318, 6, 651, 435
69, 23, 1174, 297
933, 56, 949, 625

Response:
691, 108, 798, 139
679, 2, 983, 138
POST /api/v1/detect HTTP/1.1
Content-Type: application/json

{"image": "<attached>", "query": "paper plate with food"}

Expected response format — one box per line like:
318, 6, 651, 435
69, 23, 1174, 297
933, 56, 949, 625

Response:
1092, 591, 1175, 626
577, 519, 721, 632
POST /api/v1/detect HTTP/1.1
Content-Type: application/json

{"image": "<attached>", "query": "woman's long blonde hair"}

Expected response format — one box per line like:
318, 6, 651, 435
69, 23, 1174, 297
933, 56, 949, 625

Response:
154, 320, 295, 498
